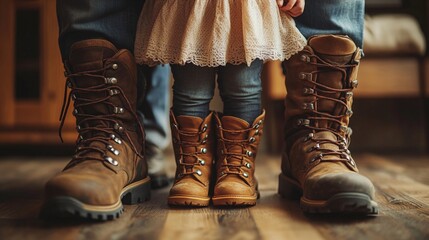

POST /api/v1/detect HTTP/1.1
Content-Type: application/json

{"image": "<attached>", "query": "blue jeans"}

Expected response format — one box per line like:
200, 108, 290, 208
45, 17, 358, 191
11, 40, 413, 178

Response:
295, 0, 365, 48
139, 65, 170, 149
171, 61, 263, 124
56, 0, 364, 143
56, 0, 365, 53
56, 0, 170, 149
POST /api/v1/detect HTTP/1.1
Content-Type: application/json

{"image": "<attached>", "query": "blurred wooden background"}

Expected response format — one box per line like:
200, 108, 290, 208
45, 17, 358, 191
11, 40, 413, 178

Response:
0, 0, 428, 154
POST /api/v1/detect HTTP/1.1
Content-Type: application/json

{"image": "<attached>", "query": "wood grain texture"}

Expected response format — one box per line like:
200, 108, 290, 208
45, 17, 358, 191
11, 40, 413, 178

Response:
0, 153, 428, 240
0, 0, 16, 126
1, 0, 77, 143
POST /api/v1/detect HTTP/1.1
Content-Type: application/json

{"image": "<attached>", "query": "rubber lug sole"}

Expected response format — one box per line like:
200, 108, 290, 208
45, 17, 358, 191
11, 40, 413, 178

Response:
167, 196, 210, 207
40, 177, 151, 221
278, 173, 378, 215
212, 196, 258, 207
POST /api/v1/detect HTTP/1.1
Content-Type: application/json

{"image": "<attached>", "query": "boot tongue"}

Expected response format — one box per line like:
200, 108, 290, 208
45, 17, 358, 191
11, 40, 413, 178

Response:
221, 116, 250, 139
308, 35, 356, 130
176, 115, 203, 164
308, 35, 356, 64
221, 116, 250, 167
69, 39, 118, 74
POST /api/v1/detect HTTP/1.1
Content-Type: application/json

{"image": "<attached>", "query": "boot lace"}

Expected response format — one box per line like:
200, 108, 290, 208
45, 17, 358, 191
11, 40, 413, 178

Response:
173, 124, 208, 178
218, 123, 261, 179
295, 51, 359, 167
58, 63, 144, 167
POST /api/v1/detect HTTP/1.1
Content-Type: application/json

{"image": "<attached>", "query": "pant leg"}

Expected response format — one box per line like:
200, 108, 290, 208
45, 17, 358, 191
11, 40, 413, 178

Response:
295, 0, 365, 48
138, 65, 171, 150
57, 0, 144, 59
170, 64, 216, 119
217, 60, 263, 124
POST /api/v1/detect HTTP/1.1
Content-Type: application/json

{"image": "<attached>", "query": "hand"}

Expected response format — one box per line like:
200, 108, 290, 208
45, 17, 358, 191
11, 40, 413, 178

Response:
276, 0, 305, 17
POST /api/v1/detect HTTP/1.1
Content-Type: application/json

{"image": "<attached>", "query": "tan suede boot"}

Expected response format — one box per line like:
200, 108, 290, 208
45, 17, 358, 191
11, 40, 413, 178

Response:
278, 35, 378, 214
41, 39, 150, 221
212, 111, 265, 206
168, 111, 215, 206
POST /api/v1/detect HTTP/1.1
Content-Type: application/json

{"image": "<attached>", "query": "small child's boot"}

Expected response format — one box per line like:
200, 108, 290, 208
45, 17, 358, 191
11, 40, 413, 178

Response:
212, 111, 265, 206
168, 111, 215, 206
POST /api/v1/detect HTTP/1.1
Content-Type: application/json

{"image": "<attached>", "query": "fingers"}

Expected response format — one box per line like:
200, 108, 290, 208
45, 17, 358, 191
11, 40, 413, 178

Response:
279, 0, 305, 17
279, 0, 296, 11
276, 0, 284, 8
287, 0, 305, 17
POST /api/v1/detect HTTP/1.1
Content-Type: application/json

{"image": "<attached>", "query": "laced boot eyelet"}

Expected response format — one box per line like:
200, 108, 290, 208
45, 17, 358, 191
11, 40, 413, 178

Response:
114, 138, 122, 144
300, 54, 310, 62
201, 124, 208, 132
195, 169, 202, 176
253, 120, 262, 129
310, 153, 323, 163
297, 119, 310, 126
303, 88, 315, 95
107, 145, 120, 156
104, 156, 119, 166
201, 134, 208, 144
303, 133, 314, 142
199, 159, 205, 166
299, 72, 312, 81
113, 106, 124, 114
342, 153, 351, 161
108, 89, 120, 96
114, 123, 124, 133
308, 143, 320, 153
105, 77, 117, 84
243, 172, 249, 178
110, 134, 122, 144
302, 103, 315, 110
245, 150, 253, 157
245, 162, 251, 169
112, 63, 118, 70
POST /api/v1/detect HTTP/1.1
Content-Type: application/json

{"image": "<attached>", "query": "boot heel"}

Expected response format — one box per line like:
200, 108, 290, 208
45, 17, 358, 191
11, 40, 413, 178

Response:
278, 173, 301, 200
122, 178, 151, 204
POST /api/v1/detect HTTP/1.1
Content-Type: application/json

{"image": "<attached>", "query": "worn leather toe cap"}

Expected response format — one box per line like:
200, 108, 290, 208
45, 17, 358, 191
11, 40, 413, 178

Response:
303, 172, 375, 201
45, 173, 120, 205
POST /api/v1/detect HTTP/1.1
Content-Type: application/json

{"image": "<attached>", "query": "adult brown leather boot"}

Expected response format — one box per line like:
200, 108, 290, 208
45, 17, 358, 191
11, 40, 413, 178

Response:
41, 39, 151, 221
212, 111, 265, 206
168, 111, 215, 206
278, 35, 378, 214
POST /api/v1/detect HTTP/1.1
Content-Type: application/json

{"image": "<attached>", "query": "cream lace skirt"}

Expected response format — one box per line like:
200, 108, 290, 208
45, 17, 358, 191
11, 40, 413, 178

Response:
134, 0, 307, 67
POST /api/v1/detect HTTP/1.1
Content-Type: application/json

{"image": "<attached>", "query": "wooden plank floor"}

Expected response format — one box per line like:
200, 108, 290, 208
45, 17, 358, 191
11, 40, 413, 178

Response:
0, 153, 429, 240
